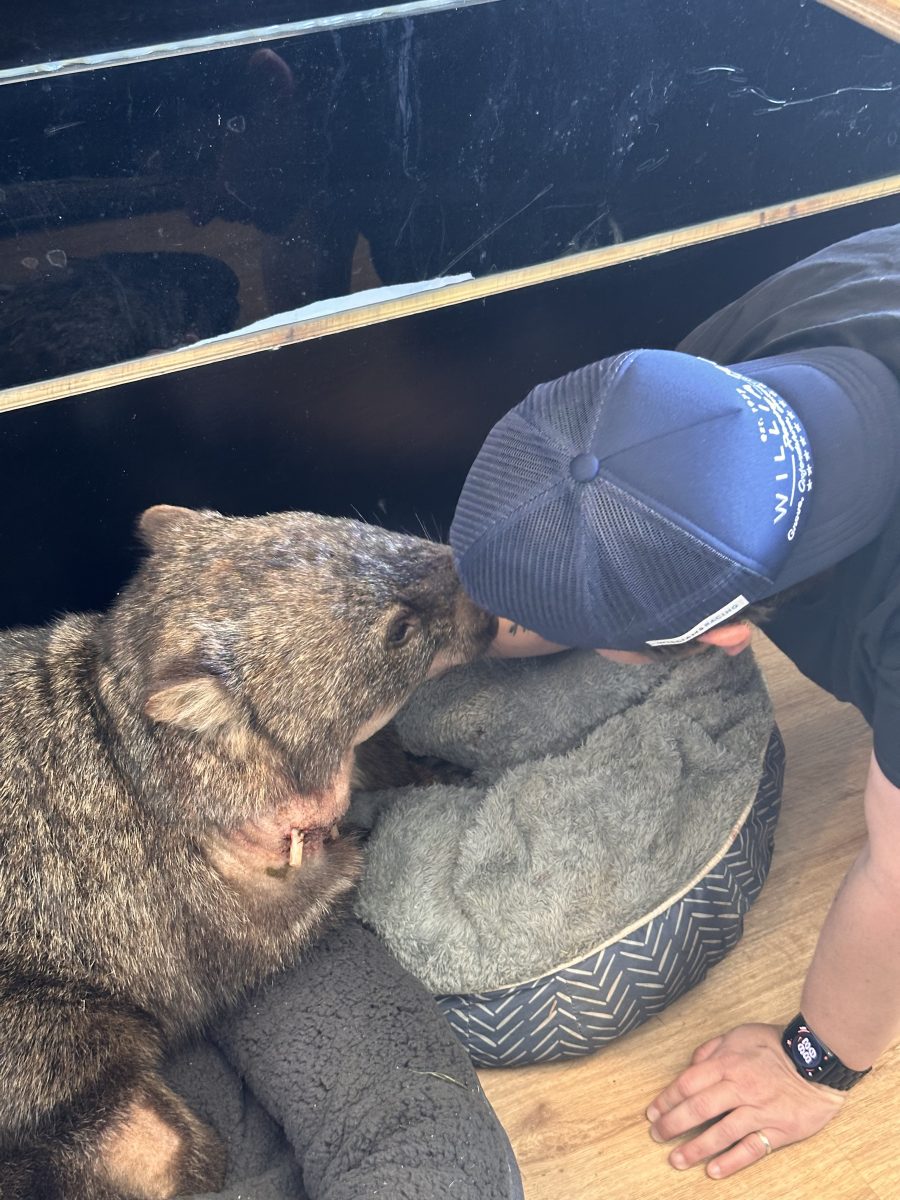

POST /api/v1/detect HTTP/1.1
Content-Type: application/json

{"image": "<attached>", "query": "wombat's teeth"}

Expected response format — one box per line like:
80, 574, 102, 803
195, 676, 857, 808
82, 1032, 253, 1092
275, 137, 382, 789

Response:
289, 828, 305, 868
330, 825, 339, 841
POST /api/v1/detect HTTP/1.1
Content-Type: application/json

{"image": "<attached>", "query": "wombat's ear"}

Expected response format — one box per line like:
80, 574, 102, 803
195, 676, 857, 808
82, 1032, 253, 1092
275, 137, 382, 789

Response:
138, 505, 208, 551
145, 668, 240, 738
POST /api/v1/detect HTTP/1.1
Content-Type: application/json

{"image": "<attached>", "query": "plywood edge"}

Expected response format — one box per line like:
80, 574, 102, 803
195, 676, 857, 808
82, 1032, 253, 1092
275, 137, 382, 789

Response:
0, 0, 500, 87
817, 0, 900, 42
4, 171, 900, 416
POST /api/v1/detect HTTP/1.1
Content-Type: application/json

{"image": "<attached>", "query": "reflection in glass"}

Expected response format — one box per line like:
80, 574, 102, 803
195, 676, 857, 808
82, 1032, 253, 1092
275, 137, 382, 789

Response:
0, 253, 239, 388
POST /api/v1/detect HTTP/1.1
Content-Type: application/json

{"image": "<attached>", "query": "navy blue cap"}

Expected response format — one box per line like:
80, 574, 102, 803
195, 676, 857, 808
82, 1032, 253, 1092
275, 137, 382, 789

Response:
450, 347, 900, 649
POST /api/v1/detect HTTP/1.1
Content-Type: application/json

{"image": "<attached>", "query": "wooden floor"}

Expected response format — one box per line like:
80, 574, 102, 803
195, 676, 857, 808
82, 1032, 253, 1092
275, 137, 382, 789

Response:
478, 635, 900, 1199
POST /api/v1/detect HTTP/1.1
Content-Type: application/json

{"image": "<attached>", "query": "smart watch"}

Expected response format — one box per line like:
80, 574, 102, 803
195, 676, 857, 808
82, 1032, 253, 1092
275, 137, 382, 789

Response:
781, 1013, 872, 1091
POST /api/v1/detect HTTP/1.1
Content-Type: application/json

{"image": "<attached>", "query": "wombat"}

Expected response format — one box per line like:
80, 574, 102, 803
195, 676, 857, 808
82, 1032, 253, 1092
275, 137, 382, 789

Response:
0, 505, 495, 1199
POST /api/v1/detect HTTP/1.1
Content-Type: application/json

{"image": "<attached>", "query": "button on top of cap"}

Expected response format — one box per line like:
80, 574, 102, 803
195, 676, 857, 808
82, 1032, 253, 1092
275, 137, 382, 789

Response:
570, 452, 600, 482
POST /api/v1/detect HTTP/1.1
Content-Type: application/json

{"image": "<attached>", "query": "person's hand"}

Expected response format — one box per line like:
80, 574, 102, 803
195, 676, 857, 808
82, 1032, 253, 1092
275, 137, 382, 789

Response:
487, 619, 569, 658
646, 1024, 846, 1178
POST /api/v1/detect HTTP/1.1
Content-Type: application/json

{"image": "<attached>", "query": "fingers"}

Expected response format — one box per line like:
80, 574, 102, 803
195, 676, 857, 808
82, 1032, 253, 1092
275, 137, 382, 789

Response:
646, 1057, 730, 1125
646, 1024, 847, 1179
645, 1039, 769, 1180
649, 1081, 741, 1144
666, 1112, 768, 1173
691, 1035, 725, 1065
652, 1095, 778, 1178
706, 1130, 775, 1179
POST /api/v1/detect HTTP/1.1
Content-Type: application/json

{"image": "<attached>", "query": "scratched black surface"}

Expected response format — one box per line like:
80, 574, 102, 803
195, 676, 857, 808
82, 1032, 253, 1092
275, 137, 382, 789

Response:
2, 0, 900, 389
2, 193, 899, 629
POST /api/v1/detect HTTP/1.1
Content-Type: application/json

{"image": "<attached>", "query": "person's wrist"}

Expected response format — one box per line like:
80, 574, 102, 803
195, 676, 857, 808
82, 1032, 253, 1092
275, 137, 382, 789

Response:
781, 1013, 872, 1091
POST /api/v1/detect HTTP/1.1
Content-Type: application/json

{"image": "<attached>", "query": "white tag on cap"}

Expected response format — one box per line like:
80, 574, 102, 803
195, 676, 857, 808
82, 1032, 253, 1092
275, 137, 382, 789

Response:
646, 595, 750, 647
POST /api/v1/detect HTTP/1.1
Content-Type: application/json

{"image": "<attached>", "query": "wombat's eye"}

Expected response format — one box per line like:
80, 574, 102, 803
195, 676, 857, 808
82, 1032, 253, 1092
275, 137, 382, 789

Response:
385, 612, 418, 648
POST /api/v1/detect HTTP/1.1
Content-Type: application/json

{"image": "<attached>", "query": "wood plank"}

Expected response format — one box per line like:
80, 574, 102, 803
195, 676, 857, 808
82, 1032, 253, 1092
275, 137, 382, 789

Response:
818, 0, 900, 43
478, 635, 898, 1200
0, 0, 500, 87
5, 172, 900, 416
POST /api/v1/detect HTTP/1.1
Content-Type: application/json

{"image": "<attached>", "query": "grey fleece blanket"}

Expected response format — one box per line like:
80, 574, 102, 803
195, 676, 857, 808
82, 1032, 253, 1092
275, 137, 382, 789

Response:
352, 647, 774, 994
165, 920, 522, 1200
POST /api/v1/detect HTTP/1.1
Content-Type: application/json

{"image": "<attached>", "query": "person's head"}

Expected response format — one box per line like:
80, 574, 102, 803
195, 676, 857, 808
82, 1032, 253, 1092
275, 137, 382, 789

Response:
450, 347, 900, 658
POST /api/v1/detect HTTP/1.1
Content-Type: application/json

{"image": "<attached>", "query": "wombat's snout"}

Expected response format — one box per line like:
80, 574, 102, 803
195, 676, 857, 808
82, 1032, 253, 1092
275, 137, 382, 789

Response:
454, 587, 498, 652
419, 551, 498, 678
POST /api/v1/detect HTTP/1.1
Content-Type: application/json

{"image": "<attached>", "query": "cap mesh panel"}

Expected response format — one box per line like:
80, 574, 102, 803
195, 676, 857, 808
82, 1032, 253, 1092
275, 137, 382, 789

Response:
451, 414, 568, 555
580, 485, 736, 635
498, 494, 585, 639
522, 358, 627, 451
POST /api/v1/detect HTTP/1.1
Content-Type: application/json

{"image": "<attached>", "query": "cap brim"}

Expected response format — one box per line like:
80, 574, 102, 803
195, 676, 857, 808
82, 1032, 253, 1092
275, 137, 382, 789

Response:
733, 347, 900, 593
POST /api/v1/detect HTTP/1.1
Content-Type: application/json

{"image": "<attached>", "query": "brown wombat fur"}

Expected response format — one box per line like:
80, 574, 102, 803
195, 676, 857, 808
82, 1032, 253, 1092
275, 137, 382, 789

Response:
0, 505, 495, 1199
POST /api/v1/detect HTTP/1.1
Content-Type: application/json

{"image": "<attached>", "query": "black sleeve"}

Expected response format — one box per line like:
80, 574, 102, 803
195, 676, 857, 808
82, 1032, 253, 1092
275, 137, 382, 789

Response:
874, 683, 900, 788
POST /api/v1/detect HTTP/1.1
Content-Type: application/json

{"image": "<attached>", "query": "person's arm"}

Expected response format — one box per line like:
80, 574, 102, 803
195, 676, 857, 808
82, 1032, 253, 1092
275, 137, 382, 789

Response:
645, 749, 900, 1179
801, 750, 900, 1065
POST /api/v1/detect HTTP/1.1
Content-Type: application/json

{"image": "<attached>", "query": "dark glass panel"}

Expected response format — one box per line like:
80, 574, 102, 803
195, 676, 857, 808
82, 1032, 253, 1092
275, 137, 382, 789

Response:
2, 0, 899, 390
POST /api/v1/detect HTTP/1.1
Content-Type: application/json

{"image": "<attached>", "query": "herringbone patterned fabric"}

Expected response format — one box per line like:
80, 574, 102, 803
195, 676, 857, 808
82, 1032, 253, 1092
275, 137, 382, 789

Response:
438, 727, 785, 1067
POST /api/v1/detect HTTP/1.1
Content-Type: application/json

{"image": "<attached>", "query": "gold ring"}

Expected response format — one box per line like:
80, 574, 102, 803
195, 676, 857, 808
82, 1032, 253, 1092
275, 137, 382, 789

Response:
756, 1131, 773, 1156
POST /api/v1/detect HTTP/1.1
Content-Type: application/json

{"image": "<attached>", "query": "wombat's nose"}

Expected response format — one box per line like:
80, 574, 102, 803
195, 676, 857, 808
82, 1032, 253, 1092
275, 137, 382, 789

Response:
459, 591, 497, 631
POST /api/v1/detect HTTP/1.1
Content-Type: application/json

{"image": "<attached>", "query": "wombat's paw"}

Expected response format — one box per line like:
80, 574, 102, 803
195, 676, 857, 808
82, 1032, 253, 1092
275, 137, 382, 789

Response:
354, 727, 473, 791
409, 754, 473, 787
97, 1088, 227, 1199
172, 1116, 227, 1196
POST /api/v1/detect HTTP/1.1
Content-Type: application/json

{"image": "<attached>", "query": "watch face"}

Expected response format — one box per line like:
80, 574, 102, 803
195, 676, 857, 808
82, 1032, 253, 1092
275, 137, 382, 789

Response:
783, 1016, 871, 1090
791, 1028, 825, 1072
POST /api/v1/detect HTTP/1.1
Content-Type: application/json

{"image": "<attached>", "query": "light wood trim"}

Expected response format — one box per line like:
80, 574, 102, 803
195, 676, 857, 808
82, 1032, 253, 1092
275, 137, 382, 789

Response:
0, 0, 500, 87
4, 171, 900, 416
817, 0, 900, 42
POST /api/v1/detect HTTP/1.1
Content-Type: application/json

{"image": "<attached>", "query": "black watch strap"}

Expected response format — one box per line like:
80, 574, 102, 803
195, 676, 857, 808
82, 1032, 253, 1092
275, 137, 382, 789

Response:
781, 1013, 872, 1091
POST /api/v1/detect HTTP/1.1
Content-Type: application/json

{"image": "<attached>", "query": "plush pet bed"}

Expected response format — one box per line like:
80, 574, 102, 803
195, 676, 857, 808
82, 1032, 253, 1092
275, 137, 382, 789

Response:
167, 919, 524, 1199
352, 648, 784, 1068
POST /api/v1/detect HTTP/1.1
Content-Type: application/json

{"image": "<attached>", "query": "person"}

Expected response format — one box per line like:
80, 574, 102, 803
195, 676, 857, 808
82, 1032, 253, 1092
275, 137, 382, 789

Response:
448, 221, 900, 1180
